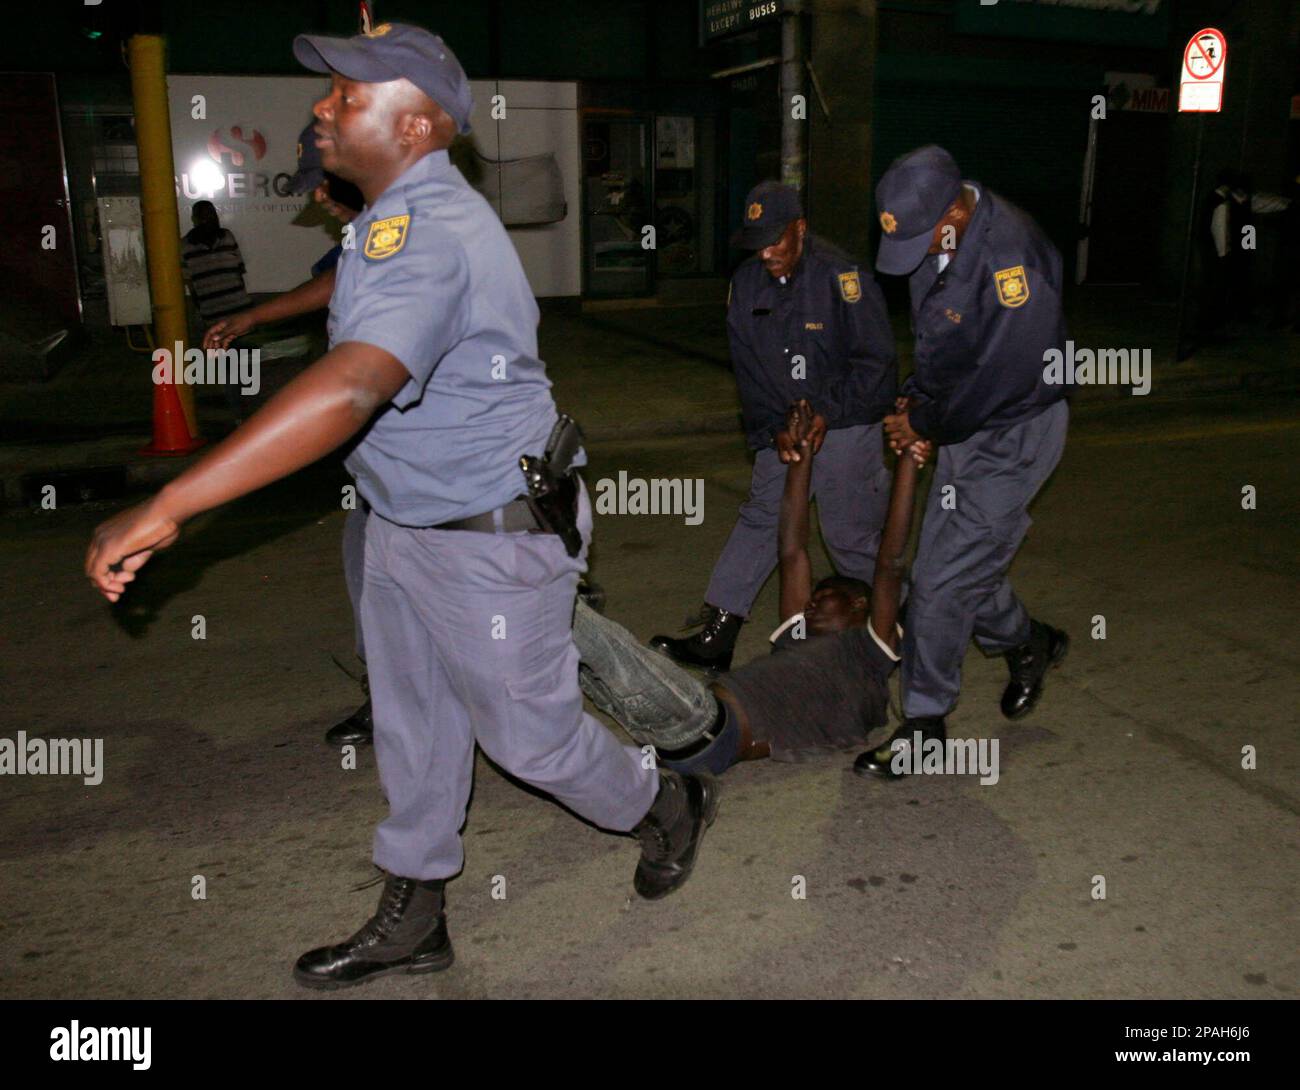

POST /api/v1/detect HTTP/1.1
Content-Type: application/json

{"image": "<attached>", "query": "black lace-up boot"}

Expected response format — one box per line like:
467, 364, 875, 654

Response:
649, 605, 743, 673
293, 873, 452, 989
1000, 620, 1069, 720
853, 717, 947, 780
632, 769, 721, 900
325, 673, 373, 746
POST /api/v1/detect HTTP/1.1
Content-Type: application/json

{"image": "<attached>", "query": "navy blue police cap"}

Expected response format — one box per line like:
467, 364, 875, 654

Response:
288, 123, 325, 195
294, 22, 473, 136
874, 145, 963, 276
732, 181, 804, 250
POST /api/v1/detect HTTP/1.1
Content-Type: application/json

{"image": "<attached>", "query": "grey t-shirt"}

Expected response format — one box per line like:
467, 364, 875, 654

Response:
717, 615, 900, 762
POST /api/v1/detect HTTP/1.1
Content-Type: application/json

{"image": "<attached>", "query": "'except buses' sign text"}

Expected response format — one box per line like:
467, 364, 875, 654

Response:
700, 0, 783, 45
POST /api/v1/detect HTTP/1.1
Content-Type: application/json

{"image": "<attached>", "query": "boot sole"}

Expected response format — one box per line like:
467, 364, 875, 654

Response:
292, 944, 454, 990
1004, 632, 1070, 721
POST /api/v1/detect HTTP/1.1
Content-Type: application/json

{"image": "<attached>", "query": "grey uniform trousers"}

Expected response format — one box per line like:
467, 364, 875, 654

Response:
361, 485, 657, 880
902, 400, 1069, 720
704, 422, 891, 618
342, 503, 368, 662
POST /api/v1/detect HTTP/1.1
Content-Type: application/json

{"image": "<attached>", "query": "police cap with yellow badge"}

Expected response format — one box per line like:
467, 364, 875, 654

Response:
873, 144, 963, 276
732, 181, 803, 250
293, 21, 473, 136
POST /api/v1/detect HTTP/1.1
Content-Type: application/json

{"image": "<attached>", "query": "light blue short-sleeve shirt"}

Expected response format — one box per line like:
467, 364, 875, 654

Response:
329, 149, 566, 526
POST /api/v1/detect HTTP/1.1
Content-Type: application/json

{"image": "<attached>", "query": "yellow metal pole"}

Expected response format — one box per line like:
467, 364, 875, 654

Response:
128, 33, 198, 437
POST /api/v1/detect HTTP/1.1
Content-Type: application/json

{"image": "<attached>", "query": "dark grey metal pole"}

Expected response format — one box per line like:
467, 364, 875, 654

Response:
780, 5, 805, 195
1175, 113, 1206, 361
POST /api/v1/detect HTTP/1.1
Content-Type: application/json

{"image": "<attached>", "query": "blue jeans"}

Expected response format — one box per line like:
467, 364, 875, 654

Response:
573, 599, 717, 752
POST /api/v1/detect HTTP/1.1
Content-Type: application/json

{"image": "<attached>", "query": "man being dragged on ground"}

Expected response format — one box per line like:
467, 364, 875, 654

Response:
575, 399, 930, 774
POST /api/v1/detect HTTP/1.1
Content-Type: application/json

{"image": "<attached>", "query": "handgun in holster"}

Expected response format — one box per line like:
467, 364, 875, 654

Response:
520, 413, 584, 558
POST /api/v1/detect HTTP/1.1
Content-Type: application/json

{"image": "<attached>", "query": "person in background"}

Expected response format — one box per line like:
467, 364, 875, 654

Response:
181, 200, 254, 423
182, 200, 252, 324
1201, 170, 1291, 339
205, 130, 371, 747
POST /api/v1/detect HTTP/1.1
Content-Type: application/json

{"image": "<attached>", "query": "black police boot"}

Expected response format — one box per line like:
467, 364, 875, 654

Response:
325, 673, 373, 746
649, 605, 743, 673
853, 717, 946, 781
293, 874, 453, 990
632, 769, 721, 900
1000, 620, 1069, 720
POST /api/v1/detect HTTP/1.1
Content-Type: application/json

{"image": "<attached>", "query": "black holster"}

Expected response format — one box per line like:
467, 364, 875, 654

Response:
520, 413, 584, 558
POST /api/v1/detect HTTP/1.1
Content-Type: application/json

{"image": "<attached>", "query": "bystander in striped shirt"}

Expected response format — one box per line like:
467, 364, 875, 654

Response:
181, 227, 252, 322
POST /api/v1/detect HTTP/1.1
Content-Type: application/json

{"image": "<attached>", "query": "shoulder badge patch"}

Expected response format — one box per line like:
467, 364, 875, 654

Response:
838, 270, 861, 303
993, 265, 1029, 308
363, 214, 411, 261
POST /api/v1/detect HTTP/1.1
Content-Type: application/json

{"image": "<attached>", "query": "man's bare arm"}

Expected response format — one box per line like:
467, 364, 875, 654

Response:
777, 401, 819, 621
85, 340, 407, 600
869, 451, 921, 651
204, 267, 338, 350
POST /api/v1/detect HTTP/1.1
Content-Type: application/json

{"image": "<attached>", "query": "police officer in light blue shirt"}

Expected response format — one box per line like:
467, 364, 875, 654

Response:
854, 145, 1071, 780
86, 22, 720, 989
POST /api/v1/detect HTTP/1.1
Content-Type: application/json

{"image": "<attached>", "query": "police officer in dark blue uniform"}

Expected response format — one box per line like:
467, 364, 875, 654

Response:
652, 182, 896, 672
88, 23, 720, 987
854, 145, 1070, 779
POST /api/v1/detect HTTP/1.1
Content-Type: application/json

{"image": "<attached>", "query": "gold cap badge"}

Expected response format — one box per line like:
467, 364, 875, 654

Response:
880, 211, 898, 234
746, 202, 763, 222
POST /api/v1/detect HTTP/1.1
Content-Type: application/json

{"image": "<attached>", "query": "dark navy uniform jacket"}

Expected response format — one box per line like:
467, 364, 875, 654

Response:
904, 185, 1069, 446
728, 235, 896, 450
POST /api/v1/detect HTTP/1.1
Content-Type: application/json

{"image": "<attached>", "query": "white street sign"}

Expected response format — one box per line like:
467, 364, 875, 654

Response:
1178, 27, 1226, 113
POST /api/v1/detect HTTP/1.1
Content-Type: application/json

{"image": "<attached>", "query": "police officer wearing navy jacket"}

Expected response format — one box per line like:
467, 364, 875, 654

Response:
854, 145, 1070, 780
652, 182, 896, 672
87, 23, 720, 988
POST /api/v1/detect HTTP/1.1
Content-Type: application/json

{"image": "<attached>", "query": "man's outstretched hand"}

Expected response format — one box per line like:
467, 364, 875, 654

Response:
776, 399, 827, 464
203, 310, 258, 351
86, 499, 181, 602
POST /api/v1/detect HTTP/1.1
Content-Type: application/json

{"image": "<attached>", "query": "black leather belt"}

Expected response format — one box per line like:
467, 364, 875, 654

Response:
433, 496, 546, 534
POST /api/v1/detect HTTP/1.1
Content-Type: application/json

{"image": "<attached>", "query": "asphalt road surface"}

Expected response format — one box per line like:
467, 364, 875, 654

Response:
1, 394, 1295, 999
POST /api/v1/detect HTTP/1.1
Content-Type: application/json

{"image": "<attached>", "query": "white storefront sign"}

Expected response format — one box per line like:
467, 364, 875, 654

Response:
167, 76, 580, 296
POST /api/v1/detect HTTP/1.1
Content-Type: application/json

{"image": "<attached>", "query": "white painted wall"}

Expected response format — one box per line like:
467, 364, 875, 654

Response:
166, 75, 580, 297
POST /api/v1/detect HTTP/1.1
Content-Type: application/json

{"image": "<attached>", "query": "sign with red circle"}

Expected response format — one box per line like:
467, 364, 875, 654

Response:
1183, 28, 1226, 80
1179, 27, 1227, 113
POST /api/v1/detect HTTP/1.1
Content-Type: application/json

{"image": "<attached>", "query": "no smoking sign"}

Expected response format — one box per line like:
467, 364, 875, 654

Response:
1179, 27, 1227, 113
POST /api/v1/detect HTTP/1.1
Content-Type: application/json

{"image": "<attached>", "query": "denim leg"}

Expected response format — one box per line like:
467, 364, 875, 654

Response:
572, 599, 719, 751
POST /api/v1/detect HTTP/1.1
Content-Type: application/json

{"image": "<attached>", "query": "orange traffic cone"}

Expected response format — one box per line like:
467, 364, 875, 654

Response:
140, 377, 205, 456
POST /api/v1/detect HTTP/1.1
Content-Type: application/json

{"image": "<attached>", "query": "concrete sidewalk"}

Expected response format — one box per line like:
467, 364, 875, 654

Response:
3, 287, 1298, 506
